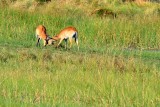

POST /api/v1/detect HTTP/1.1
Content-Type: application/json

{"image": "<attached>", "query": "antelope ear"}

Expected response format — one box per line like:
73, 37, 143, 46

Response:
46, 36, 50, 40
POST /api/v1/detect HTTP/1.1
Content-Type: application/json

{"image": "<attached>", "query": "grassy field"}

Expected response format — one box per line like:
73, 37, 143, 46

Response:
0, 0, 160, 106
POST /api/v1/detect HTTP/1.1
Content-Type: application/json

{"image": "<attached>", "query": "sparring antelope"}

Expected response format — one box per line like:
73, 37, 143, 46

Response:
52, 26, 79, 50
35, 25, 53, 47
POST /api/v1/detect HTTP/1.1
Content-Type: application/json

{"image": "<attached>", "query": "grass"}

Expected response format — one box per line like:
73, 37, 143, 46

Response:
0, 0, 160, 106
1, 47, 160, 106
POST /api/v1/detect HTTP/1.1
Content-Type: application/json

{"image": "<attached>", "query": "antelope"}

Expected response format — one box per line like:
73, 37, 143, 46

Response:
52, 26, 79, 50
35, 25, 53, 47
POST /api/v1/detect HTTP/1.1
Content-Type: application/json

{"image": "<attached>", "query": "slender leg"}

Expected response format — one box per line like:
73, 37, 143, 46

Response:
36, 38, 40, 47
57, 39, 63, 48
69, 38, 72, 49
43, 40, 48, 47
64, 39, 68, 49
76, 38, 79, 50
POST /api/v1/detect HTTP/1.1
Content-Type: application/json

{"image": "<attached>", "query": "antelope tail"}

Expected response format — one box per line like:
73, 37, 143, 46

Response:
73, 32, 79, 50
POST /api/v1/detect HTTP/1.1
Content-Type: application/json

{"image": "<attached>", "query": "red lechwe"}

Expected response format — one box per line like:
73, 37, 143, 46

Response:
35, 25, 53, 47
52, 26, 79, 50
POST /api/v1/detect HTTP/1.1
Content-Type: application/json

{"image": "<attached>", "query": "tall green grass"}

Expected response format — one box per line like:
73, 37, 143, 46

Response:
0, 7, 159, 50
0, 1, 160, 106
0, 47, 160, 106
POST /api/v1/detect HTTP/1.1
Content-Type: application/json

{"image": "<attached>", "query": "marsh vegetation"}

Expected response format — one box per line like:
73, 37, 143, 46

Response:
0, 0, 160, 106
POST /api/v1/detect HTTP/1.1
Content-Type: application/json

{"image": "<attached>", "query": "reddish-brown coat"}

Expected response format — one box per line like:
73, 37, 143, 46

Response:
36, 25, 47, 40
52, 26, 79, 50
53, 26, 77, 40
